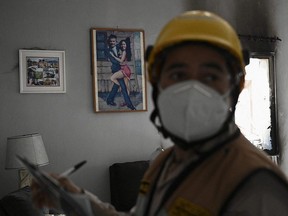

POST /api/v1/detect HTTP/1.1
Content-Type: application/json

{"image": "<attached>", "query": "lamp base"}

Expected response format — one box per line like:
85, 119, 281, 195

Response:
19, 169, 32, 188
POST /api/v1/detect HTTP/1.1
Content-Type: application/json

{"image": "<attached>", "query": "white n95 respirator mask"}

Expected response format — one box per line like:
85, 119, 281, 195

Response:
157, 80, 231, 142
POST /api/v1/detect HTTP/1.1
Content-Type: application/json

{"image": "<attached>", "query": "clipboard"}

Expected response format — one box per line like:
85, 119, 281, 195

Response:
17, 155, 93, 216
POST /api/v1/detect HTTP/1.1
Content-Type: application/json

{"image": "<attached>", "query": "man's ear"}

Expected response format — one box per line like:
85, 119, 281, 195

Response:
145, 45, 153, 61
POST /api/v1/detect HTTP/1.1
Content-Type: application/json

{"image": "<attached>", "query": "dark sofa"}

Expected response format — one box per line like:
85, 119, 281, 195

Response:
0, 186, 44, 216
109, 160, 150, 212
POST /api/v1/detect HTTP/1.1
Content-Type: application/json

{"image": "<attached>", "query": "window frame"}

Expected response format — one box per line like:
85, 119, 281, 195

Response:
237, 52, 279, 155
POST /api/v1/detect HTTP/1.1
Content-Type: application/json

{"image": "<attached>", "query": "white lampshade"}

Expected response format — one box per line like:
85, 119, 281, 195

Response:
5, 133, 49, 169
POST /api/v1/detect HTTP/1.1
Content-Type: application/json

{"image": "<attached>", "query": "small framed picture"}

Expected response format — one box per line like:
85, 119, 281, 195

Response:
90, 28, 147, 112
19, 49, 66, 93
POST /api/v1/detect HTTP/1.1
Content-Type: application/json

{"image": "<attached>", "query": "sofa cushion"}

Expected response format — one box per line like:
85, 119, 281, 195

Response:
109, 160, 149, 212
0, 204, 7, 216
0, 186, 44, 216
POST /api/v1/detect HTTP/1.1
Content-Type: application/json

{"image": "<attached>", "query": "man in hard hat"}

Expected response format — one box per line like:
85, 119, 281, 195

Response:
32, 11, 288, 216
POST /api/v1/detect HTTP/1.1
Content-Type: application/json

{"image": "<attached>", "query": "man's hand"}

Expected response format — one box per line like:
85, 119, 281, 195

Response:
31, 173, 83, 209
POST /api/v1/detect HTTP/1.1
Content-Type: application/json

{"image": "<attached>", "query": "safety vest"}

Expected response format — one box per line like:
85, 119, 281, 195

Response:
134, 134, 287, 216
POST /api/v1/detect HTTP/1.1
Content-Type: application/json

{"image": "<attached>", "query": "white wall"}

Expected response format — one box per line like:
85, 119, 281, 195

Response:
0, 0, 189, 200
1, 0, 288, 202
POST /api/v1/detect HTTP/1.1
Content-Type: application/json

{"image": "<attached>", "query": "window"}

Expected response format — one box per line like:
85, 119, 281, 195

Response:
235, 52, 278, 155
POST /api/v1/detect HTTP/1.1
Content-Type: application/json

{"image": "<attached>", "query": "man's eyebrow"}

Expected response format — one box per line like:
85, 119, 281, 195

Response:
163, 63, 187, 71
201, 62, 224, 72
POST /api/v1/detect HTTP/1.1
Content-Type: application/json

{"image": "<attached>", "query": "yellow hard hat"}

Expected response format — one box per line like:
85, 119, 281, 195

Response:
147, 10, 247, 88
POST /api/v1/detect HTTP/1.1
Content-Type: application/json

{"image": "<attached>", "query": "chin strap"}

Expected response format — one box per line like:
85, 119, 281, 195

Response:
150, 86, 169, 139
150, 85, 174, 140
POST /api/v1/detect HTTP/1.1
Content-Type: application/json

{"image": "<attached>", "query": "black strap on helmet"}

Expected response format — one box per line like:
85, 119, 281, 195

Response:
145, 45, 153, 61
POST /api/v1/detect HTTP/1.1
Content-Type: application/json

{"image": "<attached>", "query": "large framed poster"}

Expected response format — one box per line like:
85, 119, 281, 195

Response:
91, 28, 147, 112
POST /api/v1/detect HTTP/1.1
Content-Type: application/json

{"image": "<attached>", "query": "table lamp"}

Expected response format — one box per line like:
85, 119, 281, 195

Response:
5, 133, 49, 188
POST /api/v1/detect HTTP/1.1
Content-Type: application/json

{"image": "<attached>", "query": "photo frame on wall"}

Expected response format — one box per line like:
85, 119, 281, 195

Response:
19, 49, 66, 93
90, 28, 147, 112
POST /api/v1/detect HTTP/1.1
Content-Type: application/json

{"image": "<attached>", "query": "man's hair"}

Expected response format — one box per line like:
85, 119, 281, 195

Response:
108, 34, 117, 40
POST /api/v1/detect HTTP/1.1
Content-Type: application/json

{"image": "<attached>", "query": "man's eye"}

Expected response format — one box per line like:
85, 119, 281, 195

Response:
205, 75, 218, 81
200, 73, 221, 83
168, 71, 187, 80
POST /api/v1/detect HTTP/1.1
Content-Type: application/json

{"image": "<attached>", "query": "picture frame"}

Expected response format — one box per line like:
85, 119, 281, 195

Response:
19, 49, 66, 93
90, 28, 147, 112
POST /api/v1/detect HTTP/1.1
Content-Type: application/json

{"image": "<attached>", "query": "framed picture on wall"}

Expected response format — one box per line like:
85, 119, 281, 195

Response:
19, 49, 66, 93
90, 28, 147, 112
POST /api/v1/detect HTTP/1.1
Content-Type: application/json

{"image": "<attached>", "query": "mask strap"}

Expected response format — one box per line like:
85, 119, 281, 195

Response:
222, 88, 232, 98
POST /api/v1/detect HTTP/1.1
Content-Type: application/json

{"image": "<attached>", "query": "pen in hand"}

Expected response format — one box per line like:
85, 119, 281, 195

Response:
59, 160, 87, 177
